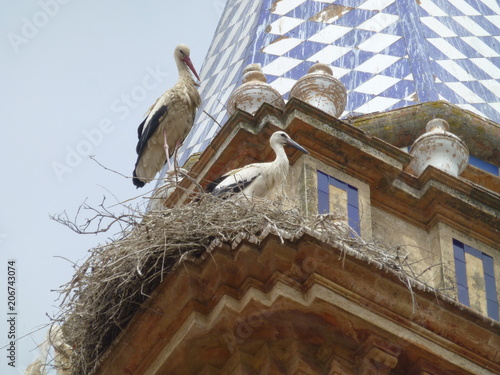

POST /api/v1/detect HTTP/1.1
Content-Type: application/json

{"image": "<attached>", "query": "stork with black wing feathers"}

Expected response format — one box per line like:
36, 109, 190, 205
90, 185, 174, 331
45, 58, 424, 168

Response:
132, 44, 201, 188
207, 131, 309, 199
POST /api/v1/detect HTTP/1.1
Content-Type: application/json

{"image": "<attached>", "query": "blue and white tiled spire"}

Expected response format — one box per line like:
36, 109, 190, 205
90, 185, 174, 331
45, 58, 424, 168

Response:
171, 0, 500, 170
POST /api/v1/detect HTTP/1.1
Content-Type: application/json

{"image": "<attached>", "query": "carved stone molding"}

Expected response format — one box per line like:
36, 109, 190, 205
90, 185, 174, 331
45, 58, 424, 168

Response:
355, 335, 401, 375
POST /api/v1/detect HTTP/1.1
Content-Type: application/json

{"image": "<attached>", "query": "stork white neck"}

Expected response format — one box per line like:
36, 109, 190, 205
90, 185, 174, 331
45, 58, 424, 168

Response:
271, 142, 288, 165
177, 59, 196, 84
268, 142, 290, 189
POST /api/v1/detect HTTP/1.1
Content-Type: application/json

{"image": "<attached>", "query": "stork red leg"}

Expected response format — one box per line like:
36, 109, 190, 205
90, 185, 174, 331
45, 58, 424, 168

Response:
164, 129, 172, 171
173, 139, 183, 170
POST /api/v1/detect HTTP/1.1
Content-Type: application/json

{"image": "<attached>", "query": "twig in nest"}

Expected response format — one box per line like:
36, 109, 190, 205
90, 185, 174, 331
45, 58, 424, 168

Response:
50, 193, 446, 375
50, 196, 140, 235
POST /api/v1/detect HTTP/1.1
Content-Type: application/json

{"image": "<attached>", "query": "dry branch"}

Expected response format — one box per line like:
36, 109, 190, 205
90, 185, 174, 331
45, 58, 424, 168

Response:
51, 193, 447, 375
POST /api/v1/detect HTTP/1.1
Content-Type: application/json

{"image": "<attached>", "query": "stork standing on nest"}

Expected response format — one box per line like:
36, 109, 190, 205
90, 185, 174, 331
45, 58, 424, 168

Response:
207, 131, 309, 199
133, 44, 201, 188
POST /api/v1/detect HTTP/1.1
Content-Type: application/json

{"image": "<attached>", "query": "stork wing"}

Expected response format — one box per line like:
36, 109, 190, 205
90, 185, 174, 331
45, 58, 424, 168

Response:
136, 117, 146, 141
135, 104, 169, 156
143, 95, 162, 118
209, 164, 261, 196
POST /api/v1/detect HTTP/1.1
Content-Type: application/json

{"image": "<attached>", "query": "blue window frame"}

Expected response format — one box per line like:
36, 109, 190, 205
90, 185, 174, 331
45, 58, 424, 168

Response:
453, 239, 499, 320
469, 155, 500, 176
317, 171, 360, 236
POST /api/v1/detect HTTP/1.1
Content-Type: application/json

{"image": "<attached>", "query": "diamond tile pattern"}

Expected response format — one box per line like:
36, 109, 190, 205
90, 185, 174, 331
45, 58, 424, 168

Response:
166, 0, 500, 176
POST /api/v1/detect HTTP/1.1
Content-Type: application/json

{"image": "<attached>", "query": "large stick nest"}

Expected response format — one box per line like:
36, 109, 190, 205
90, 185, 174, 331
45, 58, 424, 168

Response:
55, 194, 441, 375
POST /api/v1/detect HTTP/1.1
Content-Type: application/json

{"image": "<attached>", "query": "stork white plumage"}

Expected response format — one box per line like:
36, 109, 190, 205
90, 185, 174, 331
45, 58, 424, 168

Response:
208, 131, 309, 199
133, 44, 201, 188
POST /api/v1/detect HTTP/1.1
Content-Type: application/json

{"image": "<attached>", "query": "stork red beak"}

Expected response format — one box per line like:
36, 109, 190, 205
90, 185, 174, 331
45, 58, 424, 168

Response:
182, 55, 201, 82
286, 138, 310, 154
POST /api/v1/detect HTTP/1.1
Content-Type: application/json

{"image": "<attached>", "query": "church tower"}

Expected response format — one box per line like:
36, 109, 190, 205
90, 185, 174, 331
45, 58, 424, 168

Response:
43, 2, 500, 374
174, 0, 500, 166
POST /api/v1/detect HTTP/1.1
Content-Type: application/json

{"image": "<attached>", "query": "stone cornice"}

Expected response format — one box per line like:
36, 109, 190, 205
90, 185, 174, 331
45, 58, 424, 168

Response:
94, 233, 500, 375
167, 99, 499, 246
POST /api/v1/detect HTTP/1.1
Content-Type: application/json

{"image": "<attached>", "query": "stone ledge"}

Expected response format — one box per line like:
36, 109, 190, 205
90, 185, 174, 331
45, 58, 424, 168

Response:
95, 233, 500, 375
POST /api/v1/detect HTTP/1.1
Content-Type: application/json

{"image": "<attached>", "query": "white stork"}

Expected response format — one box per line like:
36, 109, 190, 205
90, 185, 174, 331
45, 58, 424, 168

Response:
207, 131, 309, 199
133, 44, 201, 188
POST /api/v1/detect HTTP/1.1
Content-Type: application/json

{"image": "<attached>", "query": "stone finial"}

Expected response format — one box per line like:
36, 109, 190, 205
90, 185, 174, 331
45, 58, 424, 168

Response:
308, 63, 333, 75
409, 118, 469, 177
289, 62, 347, 118
226, 63, 285, 116
241, 63, 267, 83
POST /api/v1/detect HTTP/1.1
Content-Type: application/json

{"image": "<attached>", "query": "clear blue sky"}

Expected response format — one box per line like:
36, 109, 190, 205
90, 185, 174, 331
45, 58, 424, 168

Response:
0, 1, 222, 372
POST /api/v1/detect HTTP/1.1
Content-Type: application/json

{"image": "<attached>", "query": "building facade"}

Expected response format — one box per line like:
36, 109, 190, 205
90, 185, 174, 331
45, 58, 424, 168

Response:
169, 0, 500, 171
94, 93, 500, 374
50, 1, 500, 374
122, 1, 499, 373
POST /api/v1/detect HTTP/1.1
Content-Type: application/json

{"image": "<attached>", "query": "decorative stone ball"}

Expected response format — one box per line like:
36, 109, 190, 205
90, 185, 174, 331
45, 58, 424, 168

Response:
409, 118, 469, 177
426, 118, 450, 132
289, 63, 347, 118
226, 64, 285, 116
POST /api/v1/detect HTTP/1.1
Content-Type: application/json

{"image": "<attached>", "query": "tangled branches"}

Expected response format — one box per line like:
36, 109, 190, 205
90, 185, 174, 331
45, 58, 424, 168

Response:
52, 194, 443, 375
50, 196, 142, 236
